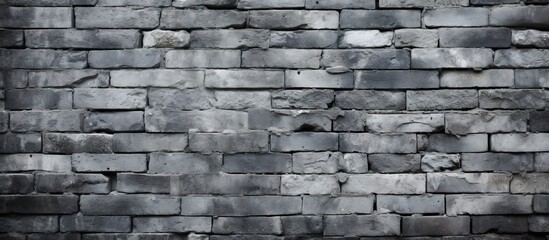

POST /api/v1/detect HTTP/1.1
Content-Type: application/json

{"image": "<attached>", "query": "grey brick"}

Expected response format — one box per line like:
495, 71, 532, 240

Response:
25, 30, 141, 49
24, 234, 79, 240
0, 7, 72, 28
145, 109, 247, 133
340, 10, 420, 29
149, 152, 221, 174
536, 153, 549, 172
293, 152, 340, 173
0, 133, 42, 153
403, 216, 470, 236
165, 50, 241, 68
223, 153, 292, 173
441, 69, 514, 88
0, 112, 7, 132
339, 153, 368, 173
471, 0, 519, 4
356, 70, 439, 89
249, 109, 332, 132
380, 0, 468, 7
238, 0, 305, 9
395, 29, 438, 48
411, 48, 493, 69
534, 195, 549, 213
491, 133, 549, 152
133, 217, 211, 233
82, 233, 206, 240
249, 10, 338, 29
0, 174, 34, 194
160, 10, 246, 29
446, 194, 533, 216
75, 7, 160, 29
446, 112, 527, 134
511, 173, 549, 193
148, 89, 212, 110
97, 0, 171, 6
377, 195, 444, 214
281, 216, 323, 235
369, 154, 421, 173
0, 49, 87, 69
425, 8, 489, 27
421, 153, 460, 172
0, 216, 58, 233
72, 154, 147, 172
340, 133, 416, 153
44, 133, 112, 154
421, 134, 488, 153
88, 50, 161, 69
171, 173, 280, 195
343, 174, 426, 194
270, 30, 338, 48
191, 29, 269, 49
333, 111, 367, 131
286, 70, 353, 89
439, 28, 511, 48
494, 49, 549, 68
515, 69, 549, 88
529, 216, 549, 232
111, 70, 202, 88
472, 216, 528, 234
407, 90, 478, 110
75, 89, 146, 110
11, 110, 84, 132
272, 89, 334, 109
513, 30, 549, 48
427, 173, 512, 193
114, 133, 188, 152
206, 69, 284, 89
61, 216, 130, 233
0, 0, 72, 5
490, 6, 549, 30
480, 90, 549, 109
303, 196, 374, 214
81, 195, 180, 215
143, 30, 190, 48
242, 49, 321, 68
0, 30, 23, 47
0, 195, 78, 214
172, 0, 237, 8
6, 89, 72, 110
340, 30, 393, 48
213, 217, 282, 235
306, 0, 375, 9
214, 91, 271, 110
84, 111, 144, 132
36, 173, 110, 193
116, 173, 170, 193
0, 154, 71, 172
335, 91, 405, 110
28, 70, 109, 88
3, 70, 28, 89
324, 215, 401, 236
322, 49, 410, 69
271, 132, 338, 152
281, 175, 339, 195
365, 114, 444, 133
180, 196, 301, 216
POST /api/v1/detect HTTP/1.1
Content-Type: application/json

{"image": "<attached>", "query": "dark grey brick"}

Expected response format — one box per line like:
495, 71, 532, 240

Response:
534, 195, 549, 213
249, 10, 338, 29
340, 10, 421, 29
44, 133, 113, 153
173, 0, 237, 7
530, 111, 549, 132
88, 50, 161, 69
111, 70, 202, 88
223, 153, 292, 173
25, 30, 141, 49
355, 70, 439, 89
281, 174, 339, 195
97, 0, 171, 6
189, 131, 269, 153
281, 216, 323, 235
494, 49, 549, 68
439, 28, 511, 48
213, 217, 282, 235
60, 216, 131, 233
180, 196, 301, 216
36, 173, 110, 193
149, 152, 221, 174
480, 89, 549, 109
369, 154, 421, 173
0, 30, 23, 47
238, 0, 305, 9
461, 153, 534, 173
490, 6, 549, 30
441, 69, 514, 88
420, 134, 488, 153
271, 132, 338, 152
133, 217, 211, 233
272, 89, 334, 109
270, 30, 338, 48
242, 49, 321, 68
0, 174, 34, 194
116, 173, 170, 193
0, 216, 58, 233
191, 29, 269, 49
302, 196, 374, 214
286, 70, 353, 89
171, 173, 280, 195
113, 133, 188, 152
0, 133, 41, 153
515, 69, 549, 88
402, 216, 470, 236
0, 195, 78, 214
306, 0, 375, 9
80, 195, 180, 215
6, 89, 72, 110
160, 10, 246, 29
0, 49, 87, 69
472, 216, 528, 233
75, 7, 160, 29
248, 108, 332, 132
322, 49, 410, 69
11, 110, 84, 132
0, 7, 72, 28
84, 111, 144, 132
335, 91, 405, 110
324, 215, 401, 236
407, 90, 478, 110
446, 194, 533, 216
148, 89, 212, 110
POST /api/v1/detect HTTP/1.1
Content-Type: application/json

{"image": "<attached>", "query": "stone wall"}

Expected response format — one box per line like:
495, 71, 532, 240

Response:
0, 0, 549, 239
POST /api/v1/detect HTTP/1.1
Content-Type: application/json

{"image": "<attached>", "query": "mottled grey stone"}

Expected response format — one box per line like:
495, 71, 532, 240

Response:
439, 28, 511, 48
0, 49, 87, 69
446, 112, 527, 134
340, 10, 420, 29
88, 50, 161, 69
446, 194, 533, 216
249, 10, 338, 29
180, 196, 301, 216
213, 217, 282, 235
0, 195, 78, 214
0, 7, 72, 28
165, 50, 241, 68
10, 110, 84, 132
242, 49, 321, 68
148, 89, 212, 110
272, 90, 334, 109
335, 91, 405, 110
427, 173, 512, 193
172, 0, 237, 7
286, 70, 354, 89
535, 153, 549, 172
111, 70, 202, 88
0, 112, 6, 132
84, 111, 144, 132
0, 133, 42, 153
0, 30, 23, 47
491, 133, 549, 152
303, 196, 374, 214
339, 153, 368, 173
44, 133, 113, 153
403, 216, 470, 236
238, 0, 304, 9
206, 69, 284, 89
381, 0, 468, 7
36, 173, 110, 193
395, 29, 438, 48
149, 152, 222, 174
6, 89, 72, 110
116, 173, 170, 193
0, 216, 58, 233
25, 234, 79, 240
281, 216, 323, 235
412, 48, 493, 69
324, 215, 401, 236
28, 70, 109, 88
512, 30, 549, 48
490, 6, 549, 30
0, 0, 72, 5
472, 216, 528, 234
343, 174, 426, 194
369, 154, 421, 173
189, 131, 269, 153
171, 174, 279, 195
515, 69, 549, 88
292, 152, 340, 173
25, 30, 141, 49
0, 154, 71, 172
425, 8, 488, 27
75, 7, 160, 29
270, 30, 338, 48
271, 132, 338, 152
82, 233, 208, 240
340, 30, 393, 48
322, 49, 411, 69
145, 109, 247, 133
133, 217, 211, 233
340, 133, 417, 153
248, 109, 332, 132
80, 195, 180, 215
378, 195, 445, 214
0, 174, 34, 194
534, 195, 549, 213
333, 111, 367, 131
113, 133, 188, 152
421, 134, 488, 153
97, 0, 170, 5
306, 0, 375, 9
160, 10, 246, 29
74, 88, 147, 109
214, 91, 271, 110
528, 216, 549, 232
355, 70, 439, 89
494, 49, 549, 68
72, 154, 147, 172
365, 114, 444, 133
143, 30, 190, 48
511, 173, 549, 193
480, 89, 549, 109
407, 90, 478, 110
421, 153, 460, 172
281, 175, 339, 195
61, 216, 130, 233
471, 0, 519, 4
441, 69, 514, 88
191, 29, 269, 49
223, 153, 291, 173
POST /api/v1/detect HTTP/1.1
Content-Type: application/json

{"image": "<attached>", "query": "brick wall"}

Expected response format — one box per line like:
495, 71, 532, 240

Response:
1, 0, 549, 239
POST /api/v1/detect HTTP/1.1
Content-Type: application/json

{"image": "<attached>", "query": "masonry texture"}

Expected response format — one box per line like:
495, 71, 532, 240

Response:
0, 0, 549, 239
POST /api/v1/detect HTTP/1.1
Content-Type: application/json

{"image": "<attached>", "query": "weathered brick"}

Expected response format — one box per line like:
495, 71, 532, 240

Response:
84, 111, 144, 132
339, 153, 368, 173
0, 49, 87, 69
160, 10, 246, 29
335, 91, 405, 110
512, 30, 549, 48
427, 173, 512, 193
472, 216, 528, 234
421, 134, 488, 153
271, 132, 338, 152
223, 153, 292, 173
369, 154, 421, 173
395, 29, 439, 48
380, 0, 468, 7
408, 90, 478, 110
191, 29, 269, 49
75, 89, 146, 110
412, 48, 493, 69
340, 133, 416, 153
0, 195, 78, 214
133, 217, 211, 233
249, 10, 338, 29
0, 154, 71, 172
0, 112, 7, 132
82, 233, 205, 240
171, 173, 280, 195
113, 133, 188, 152
462, 153, 533, 173
0, 133, 42, 153
343, 174, 425, 194
446, 194, 533, 216
213, 217, 282, 235
340, 30, 393, 48
26, 30, 141, 49
206, 69, 284, 89
28, 70, 109, 88
0, 216, 58, 233
172, 0, 237, 8
425, 8, 488, 27
24, 234, 79, 240
97, 0, 171, 6
6, 89, 72, 110
272, 89, 334, 109
0, 30, 24, 47
281, 216, 323, 235
303, 196, 374, 214
88, 50, 161, 69
143, 30, 190, 48
421, 153, 460, 172
73, 153, 147, 172
446, 112, 527, 134
145, 109, 247, 133
242, 49, 321, 68
44, 133, 113, 153
340, 10, 420, 29
36, 173, 110, 193
528, 216, 549, 232
281, 175, 339, 195
480, 89, 549, 109
0, 174, 34, 194
364, 114, 444, 133
534, 195, 549, 213
471, 0, 519, 4
356, 70, 439, 89
81, 195, 180, 215
441, 69, 514, 88
75, 7, 160, 29
116, 173, 170, 193
333, 111, 366, 132
439, 28, 511, 48
536, 153, 549, 172
270, 30, 338, 48
148, 89, 212, 110
11, 110, 84, 132
149, 152, 221, 174
491, 133, 549, 152
324, 215, 401, 236
322, 49, 410, 69
494, 49, 549, 68
180, 196, 301, 216
61, 216, 130, 233
515, 69, 549, 88
378, 195, 444, 214
3, 70, 28, 89
286, 70, 353, 89
165, 50, 241, 68
490, 6, 549, 30
306, 0, 375, 9
0, 7, 72, 28
214, 91, 271, 110
403, 216, 470, 236
238, 0, 304, 9
292, 152, 340, 173
111, 70, 202, 88
249, 109, 332, 132
511, 173, 549, 193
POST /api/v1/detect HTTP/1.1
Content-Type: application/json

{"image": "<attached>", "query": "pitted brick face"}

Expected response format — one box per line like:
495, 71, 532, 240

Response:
0, 0, 548, 238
